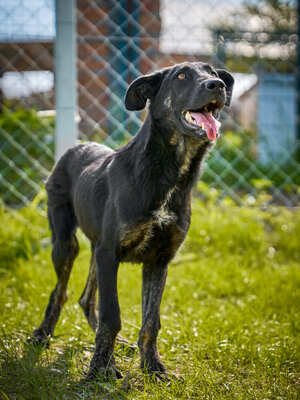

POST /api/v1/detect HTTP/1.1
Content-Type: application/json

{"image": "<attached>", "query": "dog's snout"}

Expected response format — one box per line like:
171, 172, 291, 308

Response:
204, 79, 225, 91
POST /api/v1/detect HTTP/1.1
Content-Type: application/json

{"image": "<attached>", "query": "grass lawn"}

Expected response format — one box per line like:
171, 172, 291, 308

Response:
0, 196, 299, 399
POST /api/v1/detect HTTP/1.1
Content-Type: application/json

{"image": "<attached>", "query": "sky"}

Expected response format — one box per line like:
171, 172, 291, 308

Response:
160, 0, 244, 54
0, 0, 246, 44
0, 0, 293, 55
0, 0, 295, 45
0, 0, 55, 41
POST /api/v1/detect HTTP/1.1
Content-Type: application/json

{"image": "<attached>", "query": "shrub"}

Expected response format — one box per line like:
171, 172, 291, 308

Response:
203, 129, 300, 198
0, 106, 54, 205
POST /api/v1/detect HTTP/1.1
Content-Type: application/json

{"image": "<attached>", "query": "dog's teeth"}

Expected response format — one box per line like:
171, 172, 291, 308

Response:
201, 122, 205, 130
185, 111, 193, 124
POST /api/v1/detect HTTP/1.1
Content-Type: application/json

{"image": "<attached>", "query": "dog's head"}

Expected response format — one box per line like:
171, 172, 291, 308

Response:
125, 62, 234, 142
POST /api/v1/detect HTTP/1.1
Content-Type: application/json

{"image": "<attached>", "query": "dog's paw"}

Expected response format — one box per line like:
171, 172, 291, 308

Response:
28, 330, 50, 348
149, 370, 170, 382
146, 369, 184, 384
141, 358, 167, 377
86, 364, 123, 381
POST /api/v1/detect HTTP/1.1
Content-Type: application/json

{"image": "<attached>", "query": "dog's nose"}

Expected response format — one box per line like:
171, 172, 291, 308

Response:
204, 79, 225, 91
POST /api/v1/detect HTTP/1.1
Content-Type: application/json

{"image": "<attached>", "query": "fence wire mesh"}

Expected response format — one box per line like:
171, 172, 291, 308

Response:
0, 0, 299, 210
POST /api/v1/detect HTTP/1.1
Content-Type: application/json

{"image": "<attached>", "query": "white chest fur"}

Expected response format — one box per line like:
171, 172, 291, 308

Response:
152, 186, 177, 228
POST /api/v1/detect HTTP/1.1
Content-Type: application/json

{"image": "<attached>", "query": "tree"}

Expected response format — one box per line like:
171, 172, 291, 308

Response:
245, 0, 296, 34
212, 0, 297, 72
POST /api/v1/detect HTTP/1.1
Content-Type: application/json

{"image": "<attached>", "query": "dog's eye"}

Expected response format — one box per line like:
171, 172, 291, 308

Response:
177, 72, 186, 80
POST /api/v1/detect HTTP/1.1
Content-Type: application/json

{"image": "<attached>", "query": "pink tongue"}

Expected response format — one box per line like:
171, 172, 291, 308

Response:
190, 111, 221, 141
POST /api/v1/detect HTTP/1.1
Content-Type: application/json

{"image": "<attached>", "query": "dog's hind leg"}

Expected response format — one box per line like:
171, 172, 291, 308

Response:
79, 245, 98, 332
32, 203, 79, 345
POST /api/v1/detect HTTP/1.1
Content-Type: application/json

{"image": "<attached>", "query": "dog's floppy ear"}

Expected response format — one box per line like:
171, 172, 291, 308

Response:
125, 71, 163, 111
216, 69, 234, 106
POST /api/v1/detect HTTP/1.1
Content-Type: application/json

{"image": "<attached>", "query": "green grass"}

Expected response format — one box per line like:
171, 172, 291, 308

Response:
0, 197, 299, 399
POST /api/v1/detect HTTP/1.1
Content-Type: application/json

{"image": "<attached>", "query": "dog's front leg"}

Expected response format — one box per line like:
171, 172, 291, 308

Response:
138, 262, 168, 378
87, 246, 122, 380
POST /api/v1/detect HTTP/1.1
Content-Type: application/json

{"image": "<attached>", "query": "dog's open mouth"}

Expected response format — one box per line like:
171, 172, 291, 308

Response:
182, 100, 222, 141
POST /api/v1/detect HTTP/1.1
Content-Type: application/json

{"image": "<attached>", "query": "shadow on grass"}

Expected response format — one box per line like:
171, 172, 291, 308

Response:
0, 333, 130, 400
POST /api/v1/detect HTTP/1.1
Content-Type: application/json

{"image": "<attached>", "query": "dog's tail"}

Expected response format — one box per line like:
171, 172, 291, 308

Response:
46, 148, 78, 244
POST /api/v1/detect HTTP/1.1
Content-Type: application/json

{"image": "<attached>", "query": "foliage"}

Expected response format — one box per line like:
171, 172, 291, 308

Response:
0, 106, 54, 205
202, 130, 300, 202
211, 0, 296, 73
0, 197, 299, 399
245, 0, 296, 33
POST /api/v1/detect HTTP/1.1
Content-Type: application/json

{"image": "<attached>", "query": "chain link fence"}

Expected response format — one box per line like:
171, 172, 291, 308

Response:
0, 0, 54, 207
0, 0, 299, 210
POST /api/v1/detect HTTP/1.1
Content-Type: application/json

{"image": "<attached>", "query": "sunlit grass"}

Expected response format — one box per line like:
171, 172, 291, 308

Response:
0, 199, 299, 399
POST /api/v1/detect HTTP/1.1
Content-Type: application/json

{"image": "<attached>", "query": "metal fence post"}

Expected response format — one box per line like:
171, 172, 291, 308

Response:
55, 0, 77, 162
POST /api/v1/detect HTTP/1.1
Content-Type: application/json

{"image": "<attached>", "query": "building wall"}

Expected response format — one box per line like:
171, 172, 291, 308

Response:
235, 85, 258, 133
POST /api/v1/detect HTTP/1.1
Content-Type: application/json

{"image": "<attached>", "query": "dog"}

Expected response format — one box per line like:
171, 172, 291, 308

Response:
32, 61, 234, 380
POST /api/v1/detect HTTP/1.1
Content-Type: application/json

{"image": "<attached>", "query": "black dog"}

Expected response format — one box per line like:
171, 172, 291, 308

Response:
32, 62, 234, 380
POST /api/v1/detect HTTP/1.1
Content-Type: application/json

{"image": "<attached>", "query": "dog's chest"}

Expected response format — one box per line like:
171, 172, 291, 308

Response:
119, 187, 177, 259
118, 140, 201, 262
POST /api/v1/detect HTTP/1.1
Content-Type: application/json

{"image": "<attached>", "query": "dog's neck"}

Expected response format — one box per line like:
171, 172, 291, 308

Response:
122, 113, 213, 212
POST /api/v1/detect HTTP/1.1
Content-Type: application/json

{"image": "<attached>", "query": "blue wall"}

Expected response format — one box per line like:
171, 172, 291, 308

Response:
258, 74, 296, 164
